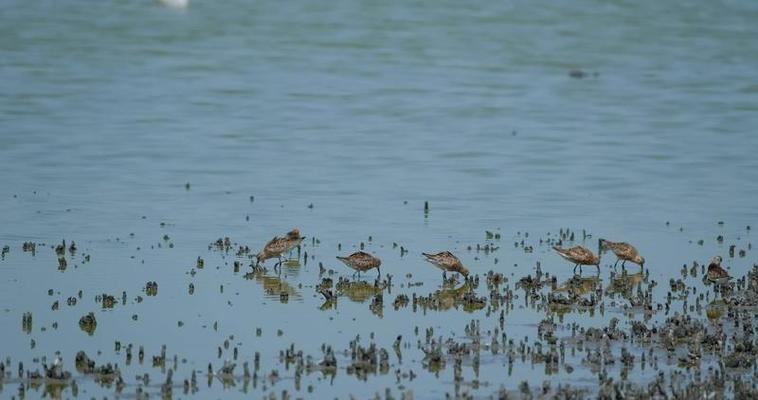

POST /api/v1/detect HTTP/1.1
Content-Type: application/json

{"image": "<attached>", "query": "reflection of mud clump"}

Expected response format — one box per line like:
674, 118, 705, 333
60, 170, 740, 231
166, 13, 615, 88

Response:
305, 346, 337, 375
630, 321, 654, 342
516, 275, 543, 291
486, 271, 504, 288
145, 281, 158, 296
538, 318, 556, 339
217, 360, 236, 377
370, 293, 384, 317
319, 346, 337, 372
459, 292, 486, 311
98, 294, 117, 308
22, 312, 33, 333
421, 341, 445, 373
76, 351, 122, 383
659, 314, 704, 346
723, 339, 757, 369
30, 358, 72, 382
547, 292, 572, 307
669, 278, 686, 292
346, 340, 389, 380
728, 265, 758, 306
22, 241, 36, 254
582, 318, 625, 341
393, 294, 409, 310
79, 312, 97, 335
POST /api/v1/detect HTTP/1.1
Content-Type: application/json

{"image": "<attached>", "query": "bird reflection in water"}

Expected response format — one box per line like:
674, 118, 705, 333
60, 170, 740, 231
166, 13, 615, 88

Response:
244, 269, 301, 303
607, 272, 645, 298
415, 281, 485, 313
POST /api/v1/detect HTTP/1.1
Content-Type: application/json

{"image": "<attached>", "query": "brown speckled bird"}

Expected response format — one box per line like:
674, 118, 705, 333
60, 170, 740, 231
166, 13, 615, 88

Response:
599, 239, 645, 268
422, 251, 470, 279
706, 256, 730, 283
337, 251, 381, 278
255, 229, 304, 267
553, 245, 601, 273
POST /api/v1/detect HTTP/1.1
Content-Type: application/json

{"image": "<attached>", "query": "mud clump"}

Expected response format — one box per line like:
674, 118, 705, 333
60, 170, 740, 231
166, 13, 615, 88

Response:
659, 314, 705, 346
79, 312, 97, 335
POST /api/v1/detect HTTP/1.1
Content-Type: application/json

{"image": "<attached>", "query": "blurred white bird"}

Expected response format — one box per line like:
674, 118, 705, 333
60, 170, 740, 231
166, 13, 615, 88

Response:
158, 0, 189, 9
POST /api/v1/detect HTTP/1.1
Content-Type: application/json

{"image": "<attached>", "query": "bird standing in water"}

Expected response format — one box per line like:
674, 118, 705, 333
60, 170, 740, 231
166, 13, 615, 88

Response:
706, 256, 730, 283
599, 239, 645, 269
255, 229, 305, 269
553, 245, 601, 274
336, 251, 381, 279
422, 251, 470, 280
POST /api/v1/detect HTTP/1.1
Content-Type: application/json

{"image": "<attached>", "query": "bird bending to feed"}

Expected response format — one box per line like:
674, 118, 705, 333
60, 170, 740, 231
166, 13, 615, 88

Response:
255, 229, 305, 268
422, 251, 469, 279
706, 256, 730, 283
599, 239, 645, 268
553, 246, 600, 273
336, 251, 381, 278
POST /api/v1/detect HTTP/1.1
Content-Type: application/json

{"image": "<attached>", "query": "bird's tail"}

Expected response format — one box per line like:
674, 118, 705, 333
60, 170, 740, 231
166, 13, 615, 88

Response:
421, 252, 433, 258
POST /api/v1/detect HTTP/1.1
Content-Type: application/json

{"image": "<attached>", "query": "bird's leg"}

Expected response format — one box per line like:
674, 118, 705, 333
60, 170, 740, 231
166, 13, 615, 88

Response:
596, 264, 600, 273
443, 271, 447, 280
621, 260, 626, 268
573, 264, 578, 274
613, 259, 619, 268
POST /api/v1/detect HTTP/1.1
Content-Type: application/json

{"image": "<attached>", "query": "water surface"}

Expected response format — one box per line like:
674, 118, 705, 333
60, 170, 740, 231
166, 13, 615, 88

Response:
1, 0, 758, 398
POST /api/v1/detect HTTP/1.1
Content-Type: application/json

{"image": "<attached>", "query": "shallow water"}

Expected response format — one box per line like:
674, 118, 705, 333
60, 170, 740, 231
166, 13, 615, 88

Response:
1, 0, 758, 399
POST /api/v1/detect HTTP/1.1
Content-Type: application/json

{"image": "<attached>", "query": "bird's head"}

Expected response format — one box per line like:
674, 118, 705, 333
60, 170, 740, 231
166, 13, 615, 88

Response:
635, 255, 645, 267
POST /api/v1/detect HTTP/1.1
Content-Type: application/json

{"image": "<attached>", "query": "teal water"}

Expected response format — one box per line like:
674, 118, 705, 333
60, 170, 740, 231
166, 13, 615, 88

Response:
1, 1, 758, 398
